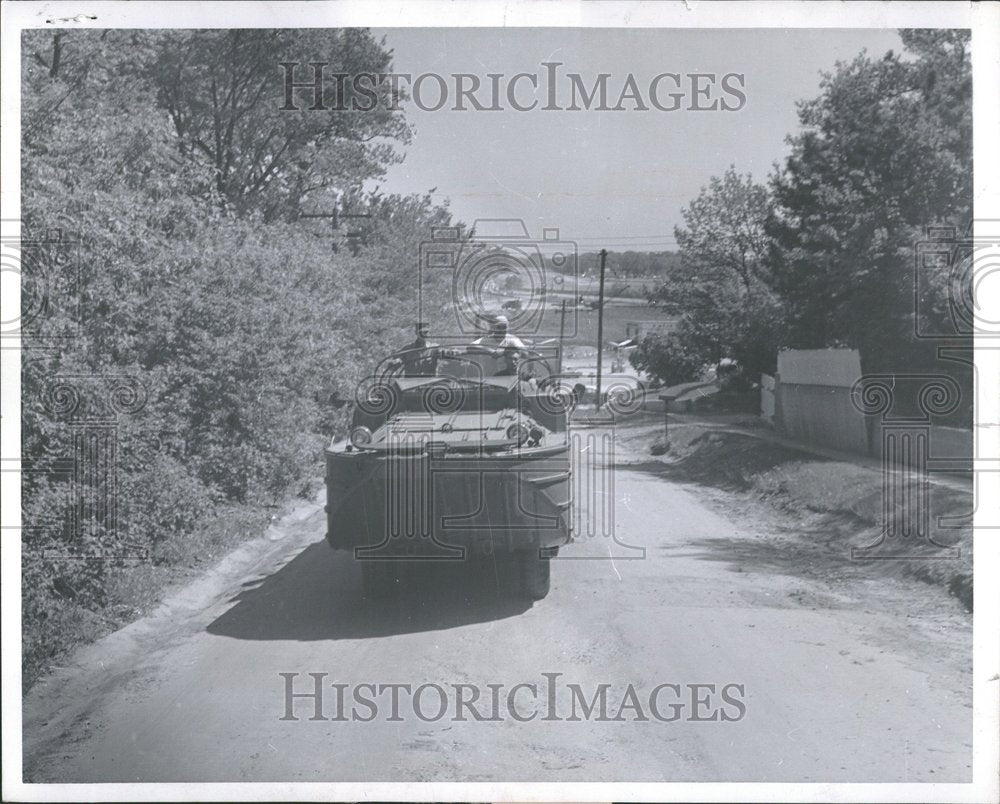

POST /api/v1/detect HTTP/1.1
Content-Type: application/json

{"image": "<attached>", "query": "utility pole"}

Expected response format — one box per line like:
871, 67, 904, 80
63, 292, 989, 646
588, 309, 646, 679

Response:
558, 299, 567, 373
299, 208, 340, 250
300, 204, 371, 253
595, 248, 607, 411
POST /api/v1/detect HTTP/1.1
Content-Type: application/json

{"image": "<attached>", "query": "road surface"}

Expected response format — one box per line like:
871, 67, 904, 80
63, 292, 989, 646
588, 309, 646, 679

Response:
23, 432, 972, 783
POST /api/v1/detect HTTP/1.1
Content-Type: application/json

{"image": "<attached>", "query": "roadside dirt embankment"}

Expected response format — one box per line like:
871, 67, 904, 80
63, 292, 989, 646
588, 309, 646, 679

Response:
613, 415, 974, 613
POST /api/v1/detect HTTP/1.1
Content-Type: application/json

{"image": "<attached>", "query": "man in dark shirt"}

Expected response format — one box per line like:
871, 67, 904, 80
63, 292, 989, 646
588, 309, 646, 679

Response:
398, 322, 438, 375
496, 347, 539, 388
495, 346, 522, 376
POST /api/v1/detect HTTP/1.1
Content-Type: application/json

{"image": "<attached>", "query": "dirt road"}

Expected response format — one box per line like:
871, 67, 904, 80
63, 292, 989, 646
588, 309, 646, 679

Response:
22, 433, 972, 783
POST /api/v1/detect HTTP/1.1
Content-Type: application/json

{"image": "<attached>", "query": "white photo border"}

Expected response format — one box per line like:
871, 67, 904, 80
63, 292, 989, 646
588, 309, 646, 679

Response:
1, 2, 997, 802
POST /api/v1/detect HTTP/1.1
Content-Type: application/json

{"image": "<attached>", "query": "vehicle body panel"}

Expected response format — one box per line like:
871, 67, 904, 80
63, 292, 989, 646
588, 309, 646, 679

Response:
325, 344, 574, 560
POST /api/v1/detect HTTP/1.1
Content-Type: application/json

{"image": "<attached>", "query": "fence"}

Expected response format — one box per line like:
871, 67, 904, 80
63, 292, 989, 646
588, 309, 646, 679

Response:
760, 373, 776, 424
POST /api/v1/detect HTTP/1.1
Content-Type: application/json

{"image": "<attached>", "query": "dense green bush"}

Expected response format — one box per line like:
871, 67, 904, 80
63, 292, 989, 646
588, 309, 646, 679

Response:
628, 331, 705, 387
20, 29, 456, 687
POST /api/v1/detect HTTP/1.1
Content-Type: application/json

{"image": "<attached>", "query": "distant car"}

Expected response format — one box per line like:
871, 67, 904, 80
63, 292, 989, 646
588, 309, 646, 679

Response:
501, 299, 523, 312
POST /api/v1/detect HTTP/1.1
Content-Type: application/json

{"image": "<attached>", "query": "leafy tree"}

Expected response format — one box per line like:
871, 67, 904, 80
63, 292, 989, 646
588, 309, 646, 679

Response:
767, 30, 971, 369
22, 28, 413, 223
636, 31, 972, 385
637, 168, 784, 380
148, 29, 411, 220
675, 167, 772, 297
628, 331, 705, 387
19, 29, 453, 686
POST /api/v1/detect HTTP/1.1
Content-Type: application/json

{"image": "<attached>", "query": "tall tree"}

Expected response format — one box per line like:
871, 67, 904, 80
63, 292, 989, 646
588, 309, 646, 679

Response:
149, 29, 411, 219
638, 168, 784, 380
767, 30, 971, 369
675, 167, 773, 298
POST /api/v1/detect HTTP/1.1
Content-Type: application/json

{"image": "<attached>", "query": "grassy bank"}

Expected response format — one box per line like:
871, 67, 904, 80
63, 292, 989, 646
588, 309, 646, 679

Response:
22, 502, 281, 690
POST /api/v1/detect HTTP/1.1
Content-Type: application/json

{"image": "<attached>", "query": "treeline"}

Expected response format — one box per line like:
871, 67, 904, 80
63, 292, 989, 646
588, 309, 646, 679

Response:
20, 29, 456, 685
633, 30, 972, 396
545, 250, 682, 279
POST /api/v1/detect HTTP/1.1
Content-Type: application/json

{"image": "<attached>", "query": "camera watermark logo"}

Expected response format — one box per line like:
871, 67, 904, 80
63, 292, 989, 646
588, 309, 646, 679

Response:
418, 219, 578, 340
0, 222, 81, 348
914, 221, 1000, 339
851, 373, 965, 560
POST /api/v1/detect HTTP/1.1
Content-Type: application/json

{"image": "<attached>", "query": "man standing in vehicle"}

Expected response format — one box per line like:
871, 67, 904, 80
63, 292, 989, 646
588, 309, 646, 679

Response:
474, 314, 525, 349
398, 321, 438, 375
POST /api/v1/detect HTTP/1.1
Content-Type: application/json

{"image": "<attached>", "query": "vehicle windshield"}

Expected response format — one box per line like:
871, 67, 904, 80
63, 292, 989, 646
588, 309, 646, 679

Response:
394, 384, 520, 414
435, 354, 498, 380
384, 348, 552, 382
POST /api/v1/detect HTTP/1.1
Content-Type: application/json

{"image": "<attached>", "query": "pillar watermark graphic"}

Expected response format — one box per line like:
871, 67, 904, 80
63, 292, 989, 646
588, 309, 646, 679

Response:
850, 374, 965, 559
346, 364, 578, 562
30, 374, 151, 560
4, 221, 157, 563
845, 220, 1000, 559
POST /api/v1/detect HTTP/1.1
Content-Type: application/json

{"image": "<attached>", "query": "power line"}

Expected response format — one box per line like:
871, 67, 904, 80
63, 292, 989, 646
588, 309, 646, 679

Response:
575, 240, 679, 245
573, 243, 680, 250
573, 234, 679, 241
571, 237, 680, 248
577, 242, 678, 247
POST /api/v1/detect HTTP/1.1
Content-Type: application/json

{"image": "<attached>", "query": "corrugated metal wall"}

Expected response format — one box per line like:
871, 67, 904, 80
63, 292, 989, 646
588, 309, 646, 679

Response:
760, 373, 776, 423
773, 349, 868, 454
768, 349, 971, 461
776, 383, 869, 454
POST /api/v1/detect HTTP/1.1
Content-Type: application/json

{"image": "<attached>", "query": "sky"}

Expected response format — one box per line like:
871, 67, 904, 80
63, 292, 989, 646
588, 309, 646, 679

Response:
370, 27, 902, 252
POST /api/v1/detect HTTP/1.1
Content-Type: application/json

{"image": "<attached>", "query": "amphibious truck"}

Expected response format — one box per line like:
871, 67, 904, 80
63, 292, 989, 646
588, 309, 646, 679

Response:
325, 343, 574, 600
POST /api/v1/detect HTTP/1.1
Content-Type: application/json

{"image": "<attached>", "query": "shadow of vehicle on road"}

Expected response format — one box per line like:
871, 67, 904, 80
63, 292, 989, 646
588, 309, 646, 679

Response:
207, 540, 531, 641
